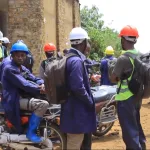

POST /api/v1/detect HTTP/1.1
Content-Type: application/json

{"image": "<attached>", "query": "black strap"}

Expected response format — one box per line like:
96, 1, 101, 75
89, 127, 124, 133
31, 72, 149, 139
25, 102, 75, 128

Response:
27, 98, 30, 110
117, 80, 122, 94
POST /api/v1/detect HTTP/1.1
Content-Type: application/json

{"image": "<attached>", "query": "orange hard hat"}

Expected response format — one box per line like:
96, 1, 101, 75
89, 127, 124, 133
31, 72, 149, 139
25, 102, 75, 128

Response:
119, 25, 139, 38
44, 43, 56, 52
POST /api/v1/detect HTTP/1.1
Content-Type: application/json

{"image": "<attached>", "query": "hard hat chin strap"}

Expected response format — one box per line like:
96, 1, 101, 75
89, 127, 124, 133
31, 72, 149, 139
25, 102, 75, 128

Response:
70, 39, 85, 45
124, 36, 137, 43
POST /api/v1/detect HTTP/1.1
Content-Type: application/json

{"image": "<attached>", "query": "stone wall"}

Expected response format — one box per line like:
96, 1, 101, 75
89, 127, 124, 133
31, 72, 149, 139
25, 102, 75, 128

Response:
8, 0, 45, 73
45, 0, 81, 51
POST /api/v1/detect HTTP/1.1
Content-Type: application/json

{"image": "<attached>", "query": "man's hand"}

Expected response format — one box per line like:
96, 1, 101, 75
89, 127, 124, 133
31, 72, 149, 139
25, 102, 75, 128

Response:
39, 84, 45, 94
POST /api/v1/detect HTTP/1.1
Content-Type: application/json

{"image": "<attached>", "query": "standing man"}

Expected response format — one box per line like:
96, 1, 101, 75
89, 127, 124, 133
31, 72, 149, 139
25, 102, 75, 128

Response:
100, 46, 116, 85
110, 25, 146, 150
60, 27, 96, 150
1, 37, 10, 58
39, 43, 56, 79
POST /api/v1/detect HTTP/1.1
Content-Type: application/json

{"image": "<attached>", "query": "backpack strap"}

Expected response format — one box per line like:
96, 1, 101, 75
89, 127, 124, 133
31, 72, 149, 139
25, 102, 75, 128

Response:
117, 80, 123, 94
117, 53, 136, 94
123, 52, 137, 59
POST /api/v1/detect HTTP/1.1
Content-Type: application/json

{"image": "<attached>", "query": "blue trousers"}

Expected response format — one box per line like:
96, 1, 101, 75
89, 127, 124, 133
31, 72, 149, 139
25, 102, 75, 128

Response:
117, 96, 146, 150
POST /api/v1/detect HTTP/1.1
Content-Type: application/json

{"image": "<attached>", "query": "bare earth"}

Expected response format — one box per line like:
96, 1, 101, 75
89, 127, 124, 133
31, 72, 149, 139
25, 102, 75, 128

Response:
92, 99, 150, 150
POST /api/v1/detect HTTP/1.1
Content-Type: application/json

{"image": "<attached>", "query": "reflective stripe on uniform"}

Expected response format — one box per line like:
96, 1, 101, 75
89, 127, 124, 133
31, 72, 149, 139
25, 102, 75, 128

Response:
115, 49, 138, 101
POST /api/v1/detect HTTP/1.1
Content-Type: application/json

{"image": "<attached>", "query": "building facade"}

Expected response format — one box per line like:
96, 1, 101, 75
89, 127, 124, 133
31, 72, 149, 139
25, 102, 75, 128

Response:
0, 0, 80, 73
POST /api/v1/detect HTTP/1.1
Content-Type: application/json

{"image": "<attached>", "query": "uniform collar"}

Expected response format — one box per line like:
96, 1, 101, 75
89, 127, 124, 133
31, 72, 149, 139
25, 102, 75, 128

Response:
70, 48, 86, 61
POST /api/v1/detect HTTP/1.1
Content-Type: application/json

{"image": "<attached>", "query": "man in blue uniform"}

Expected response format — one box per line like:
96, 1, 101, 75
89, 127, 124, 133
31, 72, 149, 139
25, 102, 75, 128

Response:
60, 27, 96, 150
1, 40, 49, 143
100, 46, 116, 85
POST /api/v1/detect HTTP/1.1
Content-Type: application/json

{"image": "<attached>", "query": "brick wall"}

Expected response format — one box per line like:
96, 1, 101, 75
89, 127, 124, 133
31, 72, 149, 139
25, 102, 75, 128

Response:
7, 0, 80, 74
8, 0, 45, 74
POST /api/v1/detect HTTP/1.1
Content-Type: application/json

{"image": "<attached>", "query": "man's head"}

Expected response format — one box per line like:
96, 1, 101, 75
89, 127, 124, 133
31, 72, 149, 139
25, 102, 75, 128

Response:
10, 40, 29, 66
105, 46, 114, 56
44, 43, 56, 58
119, 25, 139, 50
69, 27, 90, 56
63, 49, 69, 56
1, 37, 10, 48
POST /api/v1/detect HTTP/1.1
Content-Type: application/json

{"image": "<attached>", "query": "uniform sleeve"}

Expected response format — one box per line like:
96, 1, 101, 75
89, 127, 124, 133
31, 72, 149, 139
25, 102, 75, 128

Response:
24, 67, 44, 85
68, 59, 93, 107
5, 68, 41, 94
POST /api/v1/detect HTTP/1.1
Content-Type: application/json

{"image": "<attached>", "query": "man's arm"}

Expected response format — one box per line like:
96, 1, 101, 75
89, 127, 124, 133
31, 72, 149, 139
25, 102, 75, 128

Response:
23, 67, 44, 85
68, 59, 93, 107
110, 56, 125, 83
5, 67, 41, 94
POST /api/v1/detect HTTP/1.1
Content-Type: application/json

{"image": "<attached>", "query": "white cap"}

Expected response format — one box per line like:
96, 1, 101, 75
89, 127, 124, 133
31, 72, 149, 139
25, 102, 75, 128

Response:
69, 27, 90, 45
0, 31, 3, 41
1, 37, 10, 43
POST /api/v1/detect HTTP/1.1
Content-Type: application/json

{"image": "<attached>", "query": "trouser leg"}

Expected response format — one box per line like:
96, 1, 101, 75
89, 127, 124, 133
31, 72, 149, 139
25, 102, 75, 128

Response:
117, 96, 142, 150
67, 133, 84, 150
20, 98, 49, 117
80, 133, 92, 150
136, 108, 146, 150
20, 98, 49, 143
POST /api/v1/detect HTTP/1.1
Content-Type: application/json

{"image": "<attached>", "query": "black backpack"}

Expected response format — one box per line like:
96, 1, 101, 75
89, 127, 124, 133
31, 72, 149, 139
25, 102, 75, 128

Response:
120, 52, 150, 99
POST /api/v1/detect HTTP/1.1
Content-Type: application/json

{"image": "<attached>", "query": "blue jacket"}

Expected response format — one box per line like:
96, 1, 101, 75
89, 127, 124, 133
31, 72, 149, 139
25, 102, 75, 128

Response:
1, 60, 44, 133
100, 55, 116, 86
60, 48, 96, 134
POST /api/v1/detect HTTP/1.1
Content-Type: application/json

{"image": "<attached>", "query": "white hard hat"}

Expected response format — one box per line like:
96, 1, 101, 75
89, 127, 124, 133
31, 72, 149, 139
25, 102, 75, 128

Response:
69, 27, 90, 45
0, 31, 3, 40
1, 37, 10, 43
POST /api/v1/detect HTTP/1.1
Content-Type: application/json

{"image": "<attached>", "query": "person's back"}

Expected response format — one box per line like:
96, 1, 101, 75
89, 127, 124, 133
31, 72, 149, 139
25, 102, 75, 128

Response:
100, 46, 116, 85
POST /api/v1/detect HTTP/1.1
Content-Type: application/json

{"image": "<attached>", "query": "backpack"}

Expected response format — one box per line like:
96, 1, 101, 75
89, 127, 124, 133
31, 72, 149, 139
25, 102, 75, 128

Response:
107, 58, 117, 80
120, 52, 150, 98
41, 57, 56, 71
44, 53, 77, 104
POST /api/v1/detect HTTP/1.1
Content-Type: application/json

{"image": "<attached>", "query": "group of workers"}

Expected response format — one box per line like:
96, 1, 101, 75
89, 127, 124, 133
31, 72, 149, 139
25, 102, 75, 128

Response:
0, 24, 146, 150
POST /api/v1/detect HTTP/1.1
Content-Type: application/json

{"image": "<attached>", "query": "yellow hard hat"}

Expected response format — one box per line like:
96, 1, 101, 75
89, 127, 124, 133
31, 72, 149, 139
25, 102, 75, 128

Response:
105, 46, 114, 55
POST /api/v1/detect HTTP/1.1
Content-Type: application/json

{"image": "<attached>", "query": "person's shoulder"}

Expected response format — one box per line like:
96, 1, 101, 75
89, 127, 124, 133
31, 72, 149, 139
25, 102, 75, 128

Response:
3, 64, 16, 74
117, 55, 130, 62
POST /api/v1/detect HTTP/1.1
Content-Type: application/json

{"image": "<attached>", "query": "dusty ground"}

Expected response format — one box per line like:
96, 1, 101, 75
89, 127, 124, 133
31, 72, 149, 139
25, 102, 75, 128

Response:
92, 99, 150, 150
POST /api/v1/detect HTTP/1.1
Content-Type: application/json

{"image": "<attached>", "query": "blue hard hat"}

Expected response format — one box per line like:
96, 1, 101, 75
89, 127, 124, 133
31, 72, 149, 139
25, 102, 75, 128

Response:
10, 40, 29, 54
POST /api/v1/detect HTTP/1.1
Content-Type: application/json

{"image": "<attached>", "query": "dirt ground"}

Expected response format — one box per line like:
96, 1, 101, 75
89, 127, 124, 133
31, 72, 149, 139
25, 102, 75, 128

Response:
92, 99, 150, 150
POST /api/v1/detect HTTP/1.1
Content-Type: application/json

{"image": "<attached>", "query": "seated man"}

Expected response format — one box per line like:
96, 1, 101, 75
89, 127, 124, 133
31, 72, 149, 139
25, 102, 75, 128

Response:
1, 40, 49, 143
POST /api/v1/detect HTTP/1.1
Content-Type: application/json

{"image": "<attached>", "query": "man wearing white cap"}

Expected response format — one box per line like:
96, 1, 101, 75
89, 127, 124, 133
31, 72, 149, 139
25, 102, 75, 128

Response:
1, 37, 10, 58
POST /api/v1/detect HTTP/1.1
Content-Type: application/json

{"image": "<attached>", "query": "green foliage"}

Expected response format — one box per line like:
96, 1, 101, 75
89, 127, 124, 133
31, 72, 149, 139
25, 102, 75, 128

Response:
80, 5, 122, 59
